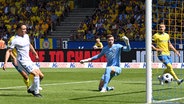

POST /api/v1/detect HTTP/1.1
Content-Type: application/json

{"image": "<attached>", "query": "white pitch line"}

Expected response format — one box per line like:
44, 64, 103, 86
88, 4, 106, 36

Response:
0, 80, 97, 90
153, 97, 184, 103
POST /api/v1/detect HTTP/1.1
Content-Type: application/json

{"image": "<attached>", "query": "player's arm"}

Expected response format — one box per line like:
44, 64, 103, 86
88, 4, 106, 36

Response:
80, 58, 92, 64
152, 35, 163, 52
80, 49, 105, 64
30, 44, 39, 60
10, 51, 17, 66
122, 36, 131, 51
168, 41, 180, 56
3, 49, 12, 70
151, 45, 162, 52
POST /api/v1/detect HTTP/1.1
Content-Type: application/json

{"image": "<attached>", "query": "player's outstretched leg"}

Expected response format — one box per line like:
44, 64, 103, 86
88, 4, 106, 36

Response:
98, 75, 115, 91
100, 67, 112, 92
165, 63, 183, 85
158, 75, 164, 85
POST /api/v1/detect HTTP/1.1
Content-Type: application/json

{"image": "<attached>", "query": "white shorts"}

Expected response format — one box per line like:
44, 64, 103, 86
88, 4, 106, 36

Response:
17, 60, 39, 74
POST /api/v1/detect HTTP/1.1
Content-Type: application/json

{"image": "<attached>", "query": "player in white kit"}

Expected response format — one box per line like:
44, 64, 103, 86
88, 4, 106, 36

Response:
3, 23, 43, 97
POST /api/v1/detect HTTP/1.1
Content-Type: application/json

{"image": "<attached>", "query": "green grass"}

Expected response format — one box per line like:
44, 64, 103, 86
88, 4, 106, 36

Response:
0, 68, 183, 104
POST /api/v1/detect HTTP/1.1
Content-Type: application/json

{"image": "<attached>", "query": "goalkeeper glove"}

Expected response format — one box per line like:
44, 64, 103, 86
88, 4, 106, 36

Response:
80, 58, 91, 64
122, 36, 130, 46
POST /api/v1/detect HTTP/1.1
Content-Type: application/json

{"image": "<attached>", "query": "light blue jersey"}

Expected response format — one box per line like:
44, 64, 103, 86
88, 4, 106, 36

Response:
91, 44, 130, 67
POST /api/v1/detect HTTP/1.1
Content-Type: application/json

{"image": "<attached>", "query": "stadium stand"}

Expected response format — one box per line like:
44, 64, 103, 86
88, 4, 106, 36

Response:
152, 0, 184, 47
67, 0, 146, 41
0, 0, 70, 45
49, 8, 94, 40
0, 0, 183, 47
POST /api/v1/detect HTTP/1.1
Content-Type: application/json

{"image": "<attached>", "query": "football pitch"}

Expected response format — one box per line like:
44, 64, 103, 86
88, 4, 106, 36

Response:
0, 68, 184, 104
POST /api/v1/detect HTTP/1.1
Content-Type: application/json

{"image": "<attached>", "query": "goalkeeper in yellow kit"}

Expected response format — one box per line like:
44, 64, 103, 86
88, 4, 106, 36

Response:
152, 23, 183, 85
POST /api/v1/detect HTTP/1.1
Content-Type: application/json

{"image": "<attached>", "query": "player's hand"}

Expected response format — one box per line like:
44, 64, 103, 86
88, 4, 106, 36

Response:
175, 51, 180, 57
122, 36, 130, 46
157, 48, 162, 52
35, 55, 39, 61
122, 36, 129, 42
80, 60, 85, 64
3, 63, 7, 71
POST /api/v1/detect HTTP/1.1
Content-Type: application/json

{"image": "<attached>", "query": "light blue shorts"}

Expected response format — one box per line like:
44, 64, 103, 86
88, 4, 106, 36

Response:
158, 55, 172, 65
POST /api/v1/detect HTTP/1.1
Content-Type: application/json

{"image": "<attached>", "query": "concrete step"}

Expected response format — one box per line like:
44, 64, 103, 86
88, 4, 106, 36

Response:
63, 17, 85, 22
60, 22, 80, 26
68, 13, 92, 17
55, 26, 78, 31
50, 32, 71, 36
51, 30, 77, 35
50, 8, 95, 39
47, 35, 71, 38
72, 8, 94, 12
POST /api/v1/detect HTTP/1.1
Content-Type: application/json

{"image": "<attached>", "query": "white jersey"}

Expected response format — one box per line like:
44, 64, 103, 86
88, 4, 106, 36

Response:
9, 34, 39, 74
9, 34, 31, 62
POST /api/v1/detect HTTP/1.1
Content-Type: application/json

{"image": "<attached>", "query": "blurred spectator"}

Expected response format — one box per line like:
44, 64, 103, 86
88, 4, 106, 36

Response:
77, 0, 146, 41
93, 38, 103, 49
118, 29, 125, 40
51, 11, 58, 31
75, 33, 84, 41
0, 36, 6, 49
96, 25, 106, 38
86, 31, 94, 40
0, 0, 71, 46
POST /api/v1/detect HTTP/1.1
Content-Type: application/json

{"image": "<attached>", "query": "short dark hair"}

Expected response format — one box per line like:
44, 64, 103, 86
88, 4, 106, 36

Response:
106, 34, 113, 39
16, 23, 25, 30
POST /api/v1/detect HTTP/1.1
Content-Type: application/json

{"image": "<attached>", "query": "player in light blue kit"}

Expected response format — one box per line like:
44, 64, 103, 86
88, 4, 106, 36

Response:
80, 35, 131, 92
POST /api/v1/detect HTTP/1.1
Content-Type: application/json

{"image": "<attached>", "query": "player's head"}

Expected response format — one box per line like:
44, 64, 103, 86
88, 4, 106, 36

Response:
16, 23, 27, 36
106, 34, 114, 47
159, 23, 166, 33
96, 38, 100, 43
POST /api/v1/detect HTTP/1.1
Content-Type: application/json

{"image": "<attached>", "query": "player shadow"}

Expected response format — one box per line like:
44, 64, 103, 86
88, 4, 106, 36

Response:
0, 88, 23, 91
0, 88, 31, 97
0, 93, 31, 97
70, 88, 172, 103
153, 87, 173, 92
73, 89, 100, 92
122, 82, 146, 85
70, 90, 146, 103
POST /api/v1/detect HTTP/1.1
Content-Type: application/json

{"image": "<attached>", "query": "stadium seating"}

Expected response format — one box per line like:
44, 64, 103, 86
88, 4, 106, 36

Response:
0, 0, 70, 45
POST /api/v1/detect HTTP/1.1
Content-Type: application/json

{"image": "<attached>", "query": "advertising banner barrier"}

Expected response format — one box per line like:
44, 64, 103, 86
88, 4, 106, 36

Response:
0, 62, 184, 69
0, 49, 183, 62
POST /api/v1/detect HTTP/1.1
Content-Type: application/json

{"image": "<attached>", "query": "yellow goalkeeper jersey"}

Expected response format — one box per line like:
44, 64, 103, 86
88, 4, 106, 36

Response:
152, 32, 170, 56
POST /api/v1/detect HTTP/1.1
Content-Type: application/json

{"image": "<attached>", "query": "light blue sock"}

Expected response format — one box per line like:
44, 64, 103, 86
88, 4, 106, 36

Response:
102, 67, 111, 89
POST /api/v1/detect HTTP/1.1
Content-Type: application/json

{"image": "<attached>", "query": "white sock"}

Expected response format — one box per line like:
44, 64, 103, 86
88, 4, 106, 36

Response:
29, 84, 34, 91
33, 76, 40, 94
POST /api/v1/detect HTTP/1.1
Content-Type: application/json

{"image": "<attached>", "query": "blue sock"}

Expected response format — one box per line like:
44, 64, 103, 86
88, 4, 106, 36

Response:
102, 67, 111, 89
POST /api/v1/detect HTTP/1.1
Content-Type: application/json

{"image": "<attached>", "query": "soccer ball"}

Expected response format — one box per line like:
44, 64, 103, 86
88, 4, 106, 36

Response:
162, 73, 173, 83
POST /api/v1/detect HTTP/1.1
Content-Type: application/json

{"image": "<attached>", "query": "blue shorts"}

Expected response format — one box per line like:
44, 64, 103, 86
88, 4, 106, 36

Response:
158, 55, 172, 65
101, 66, 122, 80
112, 66, 122, 76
